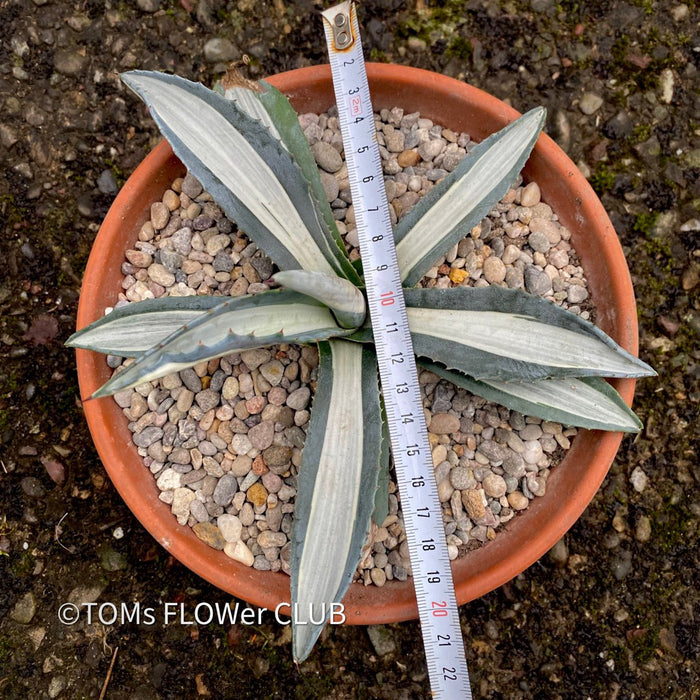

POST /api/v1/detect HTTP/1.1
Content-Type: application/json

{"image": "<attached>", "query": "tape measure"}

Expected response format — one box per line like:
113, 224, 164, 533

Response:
321, 3, 472, 697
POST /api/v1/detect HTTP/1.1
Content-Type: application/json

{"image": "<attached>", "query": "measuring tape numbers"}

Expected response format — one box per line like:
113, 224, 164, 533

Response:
321, 2, 472, 697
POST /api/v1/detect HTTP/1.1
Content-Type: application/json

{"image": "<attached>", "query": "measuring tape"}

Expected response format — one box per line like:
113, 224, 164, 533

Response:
321, 2, 472, 697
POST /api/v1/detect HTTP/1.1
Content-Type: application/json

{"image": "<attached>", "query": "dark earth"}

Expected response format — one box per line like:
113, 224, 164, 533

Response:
1, 0, 698, 697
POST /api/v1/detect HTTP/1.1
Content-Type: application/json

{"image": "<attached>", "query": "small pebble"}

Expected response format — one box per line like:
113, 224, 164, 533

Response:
192, 522, 226, 550
312, 141, 343, 173
508, 491, 530, 510
630, 466, 649, 493
150, 201, 170, 229
429, 413, 460, 434
579, 92, 604, 115
224, 540, 255, 566
247, 483, 268, 507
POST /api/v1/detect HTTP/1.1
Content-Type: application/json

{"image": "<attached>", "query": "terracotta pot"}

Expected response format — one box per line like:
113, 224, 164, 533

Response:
76, 64, 638, 624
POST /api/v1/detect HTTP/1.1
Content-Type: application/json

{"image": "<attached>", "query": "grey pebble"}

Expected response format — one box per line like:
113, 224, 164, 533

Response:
528, 230, 551, 253
106, 354, 123, 369
20, 477, 45, 498
579, 92, 604, 115
195, 389, 220, 412
612, 549, 633, 580
213, 474, 238, 507
431, 382, 454, 413
450, 466, 476, 490
180, 368, 202, 393
132, 426, 163, 448
524, 266, 552, 295
160, 249, 183, 272
312, 141, 343, 173
97, 169, 119, 195
477, 440, 506, 464
286, 386, 310, 410
320, 170, 340, 202
502, 451, 526, 478
203, 37, 237, 62
567, 284, 589, 304
239, 503, 255, 527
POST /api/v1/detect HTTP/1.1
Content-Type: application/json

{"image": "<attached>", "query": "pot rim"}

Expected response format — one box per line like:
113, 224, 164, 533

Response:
76, 63, 638, 624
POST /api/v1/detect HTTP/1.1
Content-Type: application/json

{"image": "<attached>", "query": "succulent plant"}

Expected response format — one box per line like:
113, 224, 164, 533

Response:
67, 70, 654, 662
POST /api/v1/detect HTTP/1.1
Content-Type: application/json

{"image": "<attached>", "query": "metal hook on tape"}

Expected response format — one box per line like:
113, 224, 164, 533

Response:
321, 0, 355, 51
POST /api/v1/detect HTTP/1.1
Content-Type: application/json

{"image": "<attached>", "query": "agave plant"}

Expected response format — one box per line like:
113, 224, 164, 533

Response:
68, 69, 654, 661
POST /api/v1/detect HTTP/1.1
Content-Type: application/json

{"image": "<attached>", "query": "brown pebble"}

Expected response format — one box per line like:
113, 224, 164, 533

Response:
483, 256, 506, 284
246, 396, 265, 414
162, 189, 181, 211
507, 491, 530, 510
252, 455, 268, 476
370, 567, 387, 587
267, 386, 287, 406
682, 266, 698, 291
192, 522, 226, 550
150, 201, 170, 230
462, 489, 487, 520
139, 221, 155, 241
125, 249, 153, 268
429, 413, 460, 434
247, 482, 268, 507
397, 149, 421, 167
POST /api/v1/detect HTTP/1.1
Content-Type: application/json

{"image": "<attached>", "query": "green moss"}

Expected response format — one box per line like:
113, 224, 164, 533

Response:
368, 48, 388, 63
553, 1, 585, 21
607, 29, 675, 94
163, 0, 179, 17
651, 499, 694, 555
0, 409, 10, 435
0, 636, 11, 666
608, 643, 630, 673
396, 0, 468, 46
632, 234, 675, 311
629, 626, 660, 664
11, 550, 35, 577
632, 123, 653, 144
589, 163, 616, 195
630, 0, 654, 14
104, 158, 127, 189
445, 36, 472, 61
632, 211, 659, 237
0, 194, 24, 228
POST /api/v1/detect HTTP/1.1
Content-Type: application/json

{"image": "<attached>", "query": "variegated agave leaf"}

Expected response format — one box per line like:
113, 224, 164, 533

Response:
422, 361, 642, 432
87, 291, 351, 398
405, 287, 655, 381
255, 80, 363, 286
66, 295, 225, 356
217, 67, 282, 137
216, 69, 361, 286
121, 71, 352, 279
291, 340, 382, 663
272, 270, 366, 329
395, 107, 547, 287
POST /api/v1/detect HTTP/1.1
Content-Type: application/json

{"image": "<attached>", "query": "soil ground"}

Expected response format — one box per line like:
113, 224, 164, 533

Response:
0, 0, 698, 698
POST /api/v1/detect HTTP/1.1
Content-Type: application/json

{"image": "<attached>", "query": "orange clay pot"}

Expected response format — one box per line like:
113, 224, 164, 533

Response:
75, 64, 639, 624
